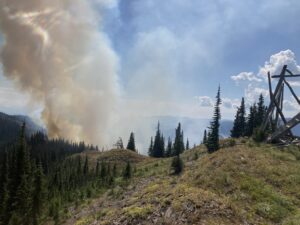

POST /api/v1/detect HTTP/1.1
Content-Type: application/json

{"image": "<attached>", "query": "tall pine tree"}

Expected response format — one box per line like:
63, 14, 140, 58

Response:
152, 122, 165, 157
202, 129, 207, 145
165, 137, 173, 157
31, 161, 47, 225
231, 97, 246, 138
186, 139, 190, 150
126, 132, 136, 152
256, 94, 265, 128
12, 123, 33, 224
173, 123, 185, 156
206, 86, 222, 153
245, 103, 257, 137
0, 150, 9, 221
148, 137, 154, 157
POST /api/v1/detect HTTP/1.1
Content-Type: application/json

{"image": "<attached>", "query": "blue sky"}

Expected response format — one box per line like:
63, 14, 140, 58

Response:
100, 0, 300, 100
1, 0, 300, 149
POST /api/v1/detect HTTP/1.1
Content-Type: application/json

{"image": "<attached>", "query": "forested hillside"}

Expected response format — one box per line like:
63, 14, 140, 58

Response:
0, 112, 43, 148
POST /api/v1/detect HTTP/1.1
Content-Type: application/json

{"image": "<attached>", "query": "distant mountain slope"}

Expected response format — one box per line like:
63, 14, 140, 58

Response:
0, 112, 44, 146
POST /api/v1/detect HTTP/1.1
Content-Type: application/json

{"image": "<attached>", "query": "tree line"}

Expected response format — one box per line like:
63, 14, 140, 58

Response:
0, 123, 134, 225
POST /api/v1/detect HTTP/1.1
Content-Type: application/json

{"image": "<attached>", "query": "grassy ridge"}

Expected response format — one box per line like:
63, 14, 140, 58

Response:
63, 141, 300, 225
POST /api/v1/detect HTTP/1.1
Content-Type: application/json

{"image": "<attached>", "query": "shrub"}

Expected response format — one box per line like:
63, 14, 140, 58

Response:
123, 162, 132, 179
253, 128, 266, 143
171, 155, 183, 175
220, 138, 236, 148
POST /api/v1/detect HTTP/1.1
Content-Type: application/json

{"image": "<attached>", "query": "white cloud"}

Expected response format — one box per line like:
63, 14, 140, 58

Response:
259, 49, 300, 79
195, 96, 213, 107
222, 97, 240, 109
283, 99, 300, 112
288, 81, 300, 87
245, 84, 269, 103
231, 72, 262, 84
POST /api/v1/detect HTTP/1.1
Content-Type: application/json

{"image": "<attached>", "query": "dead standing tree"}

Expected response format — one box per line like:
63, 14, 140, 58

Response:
261, 65, 300, 143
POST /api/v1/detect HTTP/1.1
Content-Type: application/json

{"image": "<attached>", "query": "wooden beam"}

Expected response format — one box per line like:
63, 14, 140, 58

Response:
283, 79, 300, 105
262, 66, 287, 130
270, 112, 300, 141
272, 75, 300, 78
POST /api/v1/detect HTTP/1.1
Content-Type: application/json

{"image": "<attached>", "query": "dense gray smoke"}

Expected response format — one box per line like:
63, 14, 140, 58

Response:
0, 0, 119, 144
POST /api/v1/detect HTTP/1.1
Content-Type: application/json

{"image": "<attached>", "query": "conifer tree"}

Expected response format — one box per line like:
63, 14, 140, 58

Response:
202, 129, 207, 145
231, 97, 246, 138
148, 137, 154, 157
173, 123, 185, 155
100, 162, 107, 181
123, 162, 132, 179
14, 123, 33, 224
126, 132, 136, 152
77, 156, 82, 175
113, 164, 117, 177
171, 155, 183, 175
186, 139, 190, 150
165, 137, 173, 157
245, 103, 257, 137
96, 161, 100, 176
153, 122, 165, 157
206, 86, 222, 153
0, 150, 9, 221
115, 138, 124, 149
83, 155, 89, 175
32, 161, 47, 225
256, 94, 265, 128
160, 134, 165, 156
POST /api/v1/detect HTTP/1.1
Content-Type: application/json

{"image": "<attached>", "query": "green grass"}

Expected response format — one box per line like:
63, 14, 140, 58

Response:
64, 141, 300, 225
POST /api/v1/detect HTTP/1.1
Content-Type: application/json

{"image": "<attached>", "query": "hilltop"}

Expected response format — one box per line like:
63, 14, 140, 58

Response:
57, 141, 300, 225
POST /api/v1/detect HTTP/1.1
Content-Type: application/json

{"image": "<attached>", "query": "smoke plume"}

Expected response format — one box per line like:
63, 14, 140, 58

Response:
0, 0, 119, 144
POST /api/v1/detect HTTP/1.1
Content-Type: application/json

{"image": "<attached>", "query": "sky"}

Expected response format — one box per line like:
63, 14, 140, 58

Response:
99, 0, 300, 115
1, 0, 300, 150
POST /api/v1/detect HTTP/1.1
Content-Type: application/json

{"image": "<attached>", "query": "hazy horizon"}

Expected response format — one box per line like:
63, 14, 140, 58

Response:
1, 0, 300, 151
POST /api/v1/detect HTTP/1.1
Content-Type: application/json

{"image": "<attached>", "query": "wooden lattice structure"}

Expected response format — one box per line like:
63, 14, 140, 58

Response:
261, 65, 300, 143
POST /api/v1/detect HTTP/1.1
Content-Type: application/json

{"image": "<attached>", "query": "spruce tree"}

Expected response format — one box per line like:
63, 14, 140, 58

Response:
202, 129, 207, 145
0, 150, 9, 221
171, 155, 183, 175
14, 123, 33, 224
77, 156, 82, 175
245, 103, 257, 137
148, 137, 154, 157
173, 123, 185, 155
153, 122, 164, 157
126, 132, 136, 152
165, 137, 173, 157
123, 162, 132, 179
231, 97, 246, 138
83, 155, 89, 175
100, 162, 107, 181
112, 164, 117, 177
206, 86, 222, 153
256, 94, 265, 128
186, 139, 190, 150
32, 161, 47, 225
115, 137, 124, 149
96, 161, 100, 176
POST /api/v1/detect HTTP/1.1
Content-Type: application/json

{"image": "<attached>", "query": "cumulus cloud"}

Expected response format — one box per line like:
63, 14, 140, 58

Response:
231, 72, 262, 84
231, 49, 300, 109
245, 84, 269, 103
259, 49, 300, 79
